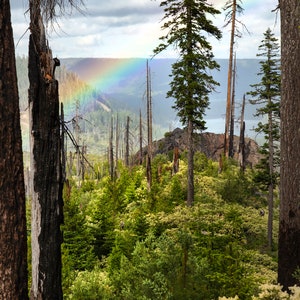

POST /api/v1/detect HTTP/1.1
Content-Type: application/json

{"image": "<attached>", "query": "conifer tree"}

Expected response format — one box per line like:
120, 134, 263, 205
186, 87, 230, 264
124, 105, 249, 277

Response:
248, 28, 280, 249
154, 0, 222, 206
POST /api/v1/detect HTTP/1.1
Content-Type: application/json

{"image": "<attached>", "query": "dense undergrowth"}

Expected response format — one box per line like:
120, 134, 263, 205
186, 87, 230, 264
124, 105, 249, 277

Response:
58, 152, 283, 299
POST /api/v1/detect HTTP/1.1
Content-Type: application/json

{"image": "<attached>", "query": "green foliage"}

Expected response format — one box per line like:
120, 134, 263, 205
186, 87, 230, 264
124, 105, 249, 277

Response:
194, 151, 219, 177
248, 28, 281, 192
61, 183, 98, 296
61, 155, 279, 299
154, 0, 222, 131
251, 284, 297, 300
67, 267, 113, 299
215, 166, 259, 206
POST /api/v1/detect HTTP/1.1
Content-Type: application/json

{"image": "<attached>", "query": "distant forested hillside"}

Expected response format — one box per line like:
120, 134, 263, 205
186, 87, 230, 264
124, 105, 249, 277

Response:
16, 57, 262, 153
61, 58, 262, 136
16, 57, 169, 154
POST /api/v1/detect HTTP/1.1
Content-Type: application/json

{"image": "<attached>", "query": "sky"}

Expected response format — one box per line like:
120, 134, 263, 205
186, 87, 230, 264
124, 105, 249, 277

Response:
11, 0, 280, 59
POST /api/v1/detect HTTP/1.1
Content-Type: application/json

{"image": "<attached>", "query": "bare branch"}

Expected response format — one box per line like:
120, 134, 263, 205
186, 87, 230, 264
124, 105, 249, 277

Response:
40, 0, 86, 24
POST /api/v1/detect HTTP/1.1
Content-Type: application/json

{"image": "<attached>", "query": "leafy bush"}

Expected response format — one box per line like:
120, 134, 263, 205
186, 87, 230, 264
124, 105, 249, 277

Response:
61, 155, 280, 299
67, 267, 113, 299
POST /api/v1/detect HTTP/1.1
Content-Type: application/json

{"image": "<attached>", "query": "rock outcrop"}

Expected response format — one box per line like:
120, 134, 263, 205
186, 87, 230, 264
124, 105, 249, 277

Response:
149, 128, 261, 167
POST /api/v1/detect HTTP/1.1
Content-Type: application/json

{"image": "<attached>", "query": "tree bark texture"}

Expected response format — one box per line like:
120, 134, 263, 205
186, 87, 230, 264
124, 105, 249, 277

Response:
278, 0, 300, 290
267, 103, 274, 250
139, 110, 143, 165
125, 116, 130, 166
229, 53, 236, 158
238, 95, 245, 172
29, 2, 63, 299
109, 116, 114, 179
224, 0, 236, 157
186, 5, 194, 207
146, 60, 152, 190
0, 1, 28, 298
186, 119, 194, 207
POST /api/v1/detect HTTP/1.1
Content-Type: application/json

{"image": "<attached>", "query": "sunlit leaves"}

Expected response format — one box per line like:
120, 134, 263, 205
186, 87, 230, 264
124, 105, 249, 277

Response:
62, 157, 279, 299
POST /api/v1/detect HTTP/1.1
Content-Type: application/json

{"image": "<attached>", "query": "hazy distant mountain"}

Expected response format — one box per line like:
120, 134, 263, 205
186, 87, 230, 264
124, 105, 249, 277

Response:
17, 57, 264, 153
61, 57, 262, 139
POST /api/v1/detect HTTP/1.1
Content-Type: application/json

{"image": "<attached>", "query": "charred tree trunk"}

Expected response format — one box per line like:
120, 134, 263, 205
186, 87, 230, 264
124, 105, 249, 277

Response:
61, 102, 66, 183
0, 0, 28, 298
224, 0, 237, 157
186, 4, 195, 207
238, 94, 246, 172
278, 0, 300, 290
109, 116, 114, 180
139, 110, 143, 165
115, 114, 119, 167
74, 100, 81, 180
172, 146, 179, 174
125, 116, 130, 167
81, 143, 86, 181
229, 53, 236, 158
29, 2, 63, 299
267, 99, 274, 250
186, 119, 194, 207
146, 60, 152, 190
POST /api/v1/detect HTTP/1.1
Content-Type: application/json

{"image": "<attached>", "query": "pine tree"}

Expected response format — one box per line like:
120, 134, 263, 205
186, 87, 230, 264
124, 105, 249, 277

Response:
154, 0, 221, 206
248, 28, 280, 250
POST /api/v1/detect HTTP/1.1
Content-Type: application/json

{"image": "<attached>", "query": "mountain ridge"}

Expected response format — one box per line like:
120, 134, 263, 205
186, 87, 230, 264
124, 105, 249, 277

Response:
60, 57, 262, 138
17, 57, 264, 154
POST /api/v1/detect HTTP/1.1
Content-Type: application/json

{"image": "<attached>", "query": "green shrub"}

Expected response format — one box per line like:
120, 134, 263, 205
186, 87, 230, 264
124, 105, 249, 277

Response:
67, 268, 113, 299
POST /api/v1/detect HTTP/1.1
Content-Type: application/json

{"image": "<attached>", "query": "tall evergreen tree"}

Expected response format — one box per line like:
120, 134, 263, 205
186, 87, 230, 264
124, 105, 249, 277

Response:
0, 0, 28, 298
154, 0, 222, 206
278, 0, 300, 290
248, 28, 280, 250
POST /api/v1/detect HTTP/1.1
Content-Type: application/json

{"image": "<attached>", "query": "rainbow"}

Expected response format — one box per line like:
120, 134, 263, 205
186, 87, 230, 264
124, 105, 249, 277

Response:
61, 58, 151, 116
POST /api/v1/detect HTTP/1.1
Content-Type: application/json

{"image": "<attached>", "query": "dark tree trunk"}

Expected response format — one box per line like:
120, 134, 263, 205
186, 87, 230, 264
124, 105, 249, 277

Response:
139, 110, 143, 165
146, 60, 152, 190
109, 116, 114, 179
267, 101, 274, 250
0, 1, 28, 298
278, 0, 300, 290
74, 100, 81, 179
115, 114, 119, 166
29, 2, 63, 299
172, 147, 179, 174
125, 116, 130, 167
186, 5, 194, 207
186, 119, 194, 207
224, 0, 236, 157
61, 103, 66, 183
238, 95, 246, 172
229, 53, 236, 158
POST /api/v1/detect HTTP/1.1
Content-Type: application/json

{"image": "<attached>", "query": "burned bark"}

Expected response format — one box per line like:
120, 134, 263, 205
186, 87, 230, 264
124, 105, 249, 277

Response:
125, 116, 130, 167
29, 2, 63, 299
238, 95, 246, 172
0, 0, 28, 298
278, 0, 300, 290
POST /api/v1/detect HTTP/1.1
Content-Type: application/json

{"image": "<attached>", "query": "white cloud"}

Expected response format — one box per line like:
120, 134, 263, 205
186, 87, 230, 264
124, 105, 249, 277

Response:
11, 0, 281, 59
